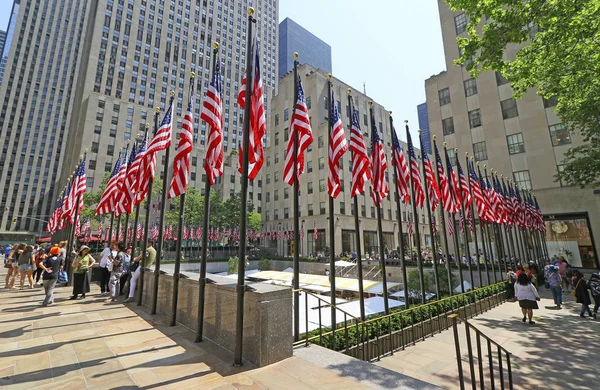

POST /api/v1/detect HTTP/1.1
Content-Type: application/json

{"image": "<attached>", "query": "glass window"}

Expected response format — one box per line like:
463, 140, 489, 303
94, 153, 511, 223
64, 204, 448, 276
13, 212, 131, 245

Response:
274, 153, 279, 164
442, 117, 455, 136
319, 179, 326, 192
274, 171, 279, 182
513, 170, 532, 190
284, 208, 289, 219
320, 202, 326, 215
307, 161, 313, 173
284, 188, 289, 199
266, 174, 270, 184
318, 136, 324, 148
274, 190, 279, 201
104, 162, 112, 172
455, 13, 467, 34
495, 71, 509, 86
107, 145, 114, 156
447, 149, 458, 166
306, 96, 311, 109
307, 182, 313, 194
549, 123, 570, 146
473, 141, 488, 161
507, 133, 525, 154
274, 114, 279, 126
308, 203, 313, 216
468, 109, 481, 128
371, 207, 375, 218
501, 98, 518, 119
318, 157, 325, 170
91, 142, 99, 153
439, 88, 451, 106
557, 164, 566, 187
464, 78, 477, 96
89, 160, 97, 170
284, 108, 289, 121
340, 202, 345, 215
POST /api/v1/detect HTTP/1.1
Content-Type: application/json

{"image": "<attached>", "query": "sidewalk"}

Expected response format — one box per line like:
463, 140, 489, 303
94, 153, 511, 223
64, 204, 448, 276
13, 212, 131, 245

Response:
375, 288, 600, 389
0, 274, 436, 389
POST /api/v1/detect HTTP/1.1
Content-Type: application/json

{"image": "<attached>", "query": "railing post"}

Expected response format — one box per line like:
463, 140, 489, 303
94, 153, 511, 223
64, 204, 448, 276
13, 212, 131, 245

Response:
464, 321, 477, 389
506, 352, 513, 390
305, 291, 309, 347
476, 333, 485, 389
498, 346, 505, 390
449, 314, 465, 390
487, 339, 495, 389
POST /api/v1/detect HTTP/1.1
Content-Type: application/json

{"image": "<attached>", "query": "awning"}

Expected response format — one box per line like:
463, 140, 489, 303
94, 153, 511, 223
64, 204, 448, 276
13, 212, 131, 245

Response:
36, 237, 52, 243
334, 260, 355, 267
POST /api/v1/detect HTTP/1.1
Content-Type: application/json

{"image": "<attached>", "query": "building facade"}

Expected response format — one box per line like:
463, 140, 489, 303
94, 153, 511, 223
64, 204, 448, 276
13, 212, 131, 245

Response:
0, 1, 19, 86
0, 0, 279, 232
425, 0, 600, 269
0, 30, 6, 70
278, 17, 331, 80
263, 64, 430, 258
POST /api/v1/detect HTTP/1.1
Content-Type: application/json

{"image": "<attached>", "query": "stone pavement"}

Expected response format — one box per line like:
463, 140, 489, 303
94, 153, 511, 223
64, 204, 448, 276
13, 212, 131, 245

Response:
374, 288, 600, 389
0, 273, 437, 389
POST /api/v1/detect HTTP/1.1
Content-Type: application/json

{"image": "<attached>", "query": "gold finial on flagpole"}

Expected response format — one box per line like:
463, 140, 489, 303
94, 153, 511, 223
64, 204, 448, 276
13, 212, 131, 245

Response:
213, 42, 219, 49
170, 90, 175, 96
292, 52, 298, 59
248, 7, 255, 16
347, 88, 352, 95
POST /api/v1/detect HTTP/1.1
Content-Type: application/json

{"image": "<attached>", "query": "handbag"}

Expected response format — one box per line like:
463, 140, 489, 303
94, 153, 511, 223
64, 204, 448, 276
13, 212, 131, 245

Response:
571, 280, 581, 297
58, 270, 69, 284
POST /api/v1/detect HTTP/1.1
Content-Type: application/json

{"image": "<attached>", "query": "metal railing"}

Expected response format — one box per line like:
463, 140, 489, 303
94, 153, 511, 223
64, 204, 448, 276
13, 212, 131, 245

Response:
450, 314, 513, 390
294, 281, 508, 363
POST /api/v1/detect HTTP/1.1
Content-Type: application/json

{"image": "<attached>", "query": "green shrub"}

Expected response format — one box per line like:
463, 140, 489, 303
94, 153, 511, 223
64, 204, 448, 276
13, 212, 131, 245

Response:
258, 258, 272, 271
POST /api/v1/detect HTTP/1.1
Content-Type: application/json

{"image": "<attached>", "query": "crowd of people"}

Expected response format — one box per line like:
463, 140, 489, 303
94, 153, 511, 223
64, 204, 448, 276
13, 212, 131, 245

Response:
507, 256, 600, 323
2, 239, 157, 306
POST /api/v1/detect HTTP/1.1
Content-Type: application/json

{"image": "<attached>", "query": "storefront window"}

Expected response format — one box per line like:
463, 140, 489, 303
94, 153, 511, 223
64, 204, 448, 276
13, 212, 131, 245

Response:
545, 213, 597, 269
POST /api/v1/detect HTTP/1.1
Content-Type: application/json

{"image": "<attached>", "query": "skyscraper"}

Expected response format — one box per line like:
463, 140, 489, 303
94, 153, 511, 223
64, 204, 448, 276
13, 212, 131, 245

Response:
425, 0, 599, 269
417, 102, 431, 155
0, 0, 278, 232
0, 30, 6, 64
0, 1, 19, 86
278, 18, 331, 80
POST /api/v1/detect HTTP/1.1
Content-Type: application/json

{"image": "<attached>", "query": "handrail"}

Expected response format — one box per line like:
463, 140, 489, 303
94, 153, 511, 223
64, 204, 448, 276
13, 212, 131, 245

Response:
455, 314, 512, 356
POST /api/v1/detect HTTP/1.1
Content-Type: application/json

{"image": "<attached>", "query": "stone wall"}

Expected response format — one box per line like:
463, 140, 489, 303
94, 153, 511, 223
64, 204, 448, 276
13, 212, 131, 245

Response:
139, 270, 293, 367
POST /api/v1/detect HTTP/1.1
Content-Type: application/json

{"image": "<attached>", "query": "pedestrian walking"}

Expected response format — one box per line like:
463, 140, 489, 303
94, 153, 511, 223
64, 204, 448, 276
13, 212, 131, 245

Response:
39, 246, 65, 306
589, 273, 600, 317
545, 264, 563, 309
557, 257, 570, 291
506, 267, 517, 300
4, 244, 22, 289
70, 245, 96, 300
18, 245, 35, 289
108, 242, 126, 302
98, 242, 114, 296
124, 240, 156, 303
33, 247, 47, 286
572, 271, 593, 318
514, 272, 541, 324
119, 246, 131, 296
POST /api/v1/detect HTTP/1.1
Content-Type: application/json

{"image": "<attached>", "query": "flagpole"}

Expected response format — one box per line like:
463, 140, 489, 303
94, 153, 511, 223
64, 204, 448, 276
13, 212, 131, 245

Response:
465, 155, 482, 287
454, 150, 474, 290
138, 123, 153, 308
491, 172, 508, 276
389, 113, 409, 310
482, 166, 498, 283
474, 161, 492, 285
419, 130, 440, 298
130, 132, 146, 305
234, 7, 255, 367
115, 215, 122, 242
148, 109, 161, 313
292, 54, 301, 341
152, 92, 174, 310
350, 92, 366, 319
107, 213, 114, 247
406, 121, 425, 304
432, 138, 453, 295
442, 145, 464, 294
66, 154, 85, 284
501, 176, 517, 270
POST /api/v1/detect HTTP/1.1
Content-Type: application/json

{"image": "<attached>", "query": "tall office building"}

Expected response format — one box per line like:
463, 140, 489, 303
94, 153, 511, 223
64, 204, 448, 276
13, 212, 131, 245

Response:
0, 1, 19, 86
278, 17, 331, 80
263, 64, 429, 257
425, 0, 599, 269
0, 0, 278, 232
417, 102, 431, 155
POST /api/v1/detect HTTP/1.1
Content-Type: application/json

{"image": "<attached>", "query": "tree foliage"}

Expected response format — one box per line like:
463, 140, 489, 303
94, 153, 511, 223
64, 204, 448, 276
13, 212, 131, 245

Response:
447, 0, 600, 187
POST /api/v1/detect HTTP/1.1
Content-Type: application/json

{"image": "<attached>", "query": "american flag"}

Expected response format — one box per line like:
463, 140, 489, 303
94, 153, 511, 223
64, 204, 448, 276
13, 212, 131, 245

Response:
127, 224, 133, 240
137, 102, 173, 205
510, 183, 524, 228
115, 140, 142, 216
370, 112, 388, 205
533, 195, 546, 232
349, 102, 371, 197
328, 90, 348, 198
284, 75, 313, 186
458, 212, 464, 233
445, 148, 461, 214
65, 157, 87, 224
98, 219, 103, 238
455, 157, 472, 218
60, 180, 72, 224
112, 146, 130, 214
75, 215, 81, 236
313, 220, 318, 241
447, 213, 455, 236
137, 222, 143, 240
238, 40, 266, 180
468, 159, 486, 220
183, 225, 189, 240
493, 174, 507, 224
95, 151, 123, 215
202, 56, 224, 185
46, 199, 61, 234
502, 178, 514, 226
391, 125, 410, 204
406, 131, 425, 208
169, 81, 195, 199
434, 143, 454, 214
421, 136, 441, 212
151, 223, 159, 240
482, 173, 497, 222
430, 215, 437, 235
118, 224, 124, 242
82, 217, 91, 235
407, 216, 414, 236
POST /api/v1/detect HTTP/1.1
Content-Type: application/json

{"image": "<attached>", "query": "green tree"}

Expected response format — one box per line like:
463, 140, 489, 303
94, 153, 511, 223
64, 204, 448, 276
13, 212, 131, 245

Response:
248, 212, 261, 231
447, 0, 600, 187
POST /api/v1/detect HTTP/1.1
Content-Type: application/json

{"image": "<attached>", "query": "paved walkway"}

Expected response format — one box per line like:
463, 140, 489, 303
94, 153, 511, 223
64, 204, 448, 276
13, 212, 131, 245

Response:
375, 288, 600, 389
0, 273, 436, 389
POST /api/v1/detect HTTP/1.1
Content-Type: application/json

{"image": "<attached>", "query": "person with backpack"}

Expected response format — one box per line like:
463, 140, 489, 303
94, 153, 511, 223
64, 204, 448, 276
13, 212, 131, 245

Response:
572, 271, 593, 318
545, 265, 563, 309
589, 273, 600, 318
39, 246, 65, 306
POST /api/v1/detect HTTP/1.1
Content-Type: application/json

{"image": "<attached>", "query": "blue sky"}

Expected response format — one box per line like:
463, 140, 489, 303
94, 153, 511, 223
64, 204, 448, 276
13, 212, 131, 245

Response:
0, 1, 446, 141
